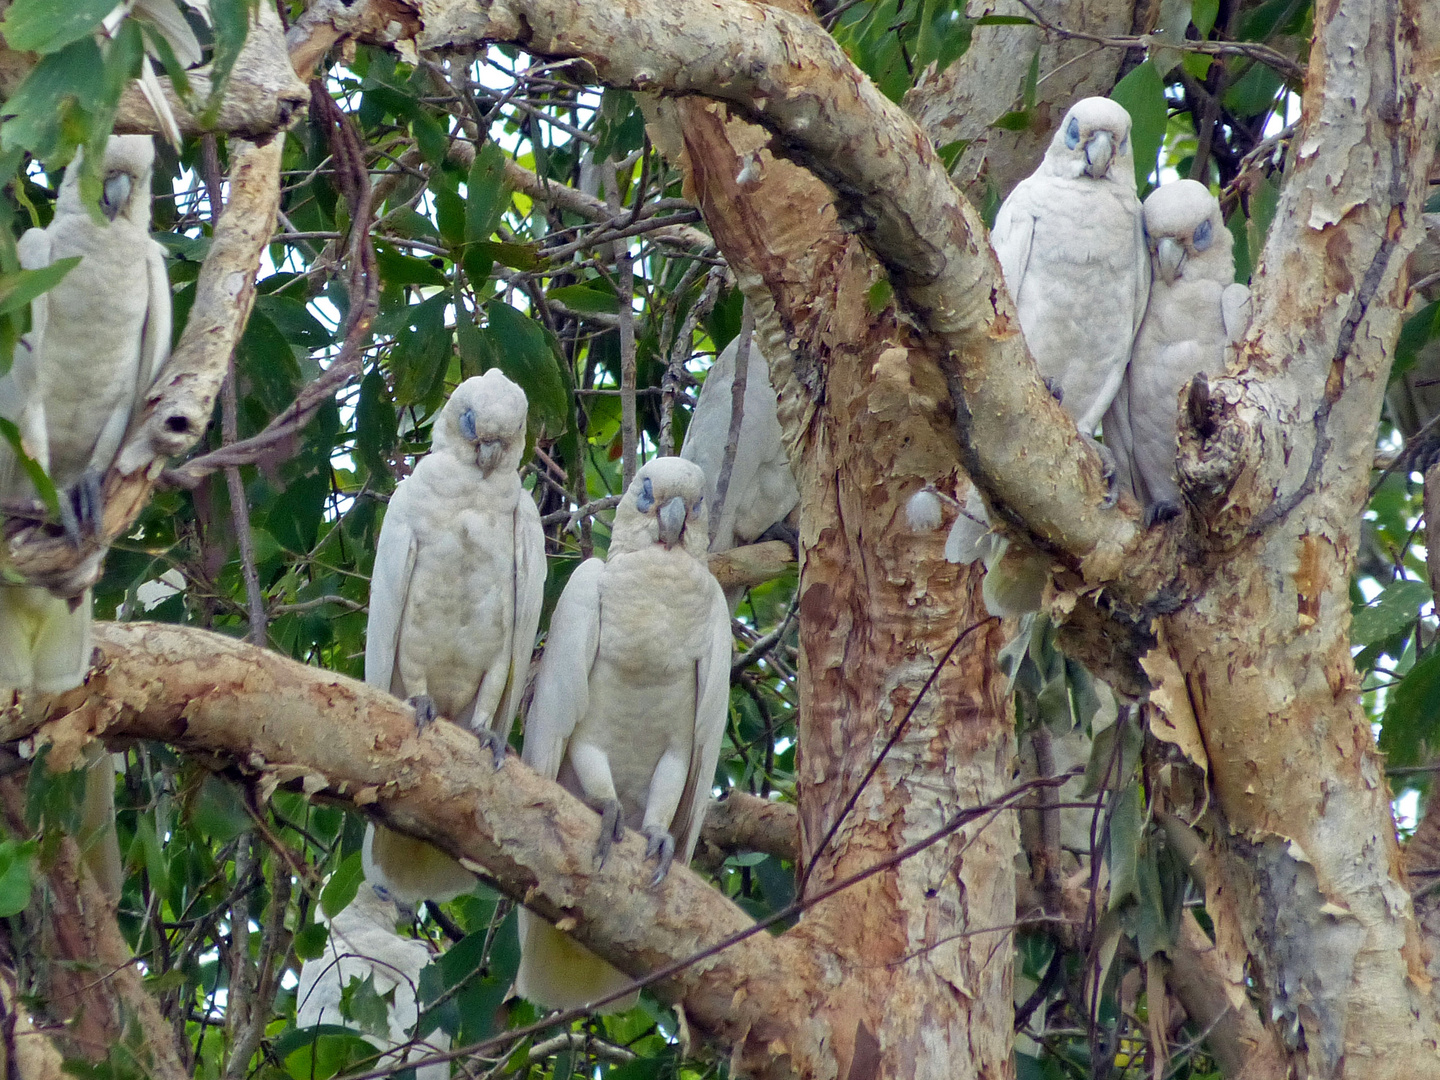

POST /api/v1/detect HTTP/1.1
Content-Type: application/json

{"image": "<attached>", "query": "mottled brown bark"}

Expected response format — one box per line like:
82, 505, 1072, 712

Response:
673, 97, 1018, 1079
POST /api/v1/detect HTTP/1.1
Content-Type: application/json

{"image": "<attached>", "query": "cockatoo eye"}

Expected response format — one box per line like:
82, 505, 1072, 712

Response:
636, 476, 655, 512
459, 408, 477, 442
1192, 219, 1213, 251
1065, 118, 1081, 149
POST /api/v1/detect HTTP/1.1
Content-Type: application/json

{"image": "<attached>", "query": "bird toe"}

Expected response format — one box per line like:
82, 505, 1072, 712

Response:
595, 799, 625, 868
643, 826, 675, 886
407, 694, 438, 734
1144, 501, 1182, 527
476, 728, 508, 769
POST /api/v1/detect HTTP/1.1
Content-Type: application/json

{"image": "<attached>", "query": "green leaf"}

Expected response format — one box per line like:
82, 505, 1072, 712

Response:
200, 0, 252, 126
320, 851, 364, 919
992, 110, 1033, 132
0, 0, 115, 54
0, 418, 59, 514
466, 142, 510, 244
1021, 46, 1040, 109
340, 974, 392, 1038
1191, 0, 1220, 36
1351, 580, 1431, 646
1106, 783, 1142, 909
0, 839, 37, 917
190, 775, 251, 843
1381, 648, 1440, 767
1109, 60, 1168, 188
546, 284, 618, 314
292, 921, 329, 962
867, 278, 893, 315
483, 300, 569, 435
936, 139, 970, 170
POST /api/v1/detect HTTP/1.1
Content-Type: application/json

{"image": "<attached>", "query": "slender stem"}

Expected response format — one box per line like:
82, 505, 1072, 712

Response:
711, 301, 754, 546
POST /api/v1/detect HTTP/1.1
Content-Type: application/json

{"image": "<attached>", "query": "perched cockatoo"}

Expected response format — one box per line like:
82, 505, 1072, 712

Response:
295, 883, 449, 1080
0, 135, 171, 695
362, 370, 546, 907
1104, 179, 1250, 521
990, 96, 1150, 439
516, 457, 731, 1013
680, 335, 798, 555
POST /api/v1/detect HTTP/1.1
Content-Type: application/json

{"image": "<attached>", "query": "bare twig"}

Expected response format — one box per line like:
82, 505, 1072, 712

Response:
1012, 0, 1306, 83
798, 617, 997, 894
607, 160, 640, 488
731, 598, 797, 677
711, 302, 754, 545
660, 264, 726, 456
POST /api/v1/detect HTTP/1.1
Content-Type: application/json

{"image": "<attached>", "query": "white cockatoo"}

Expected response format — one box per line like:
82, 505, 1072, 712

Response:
1104, 179, 1250, 521
516, 457, 731, 1013
295, 883, 449, 1080
0, 135, 170, 695
680, 335, 798, 555
362, 370, 547, 907
990, 96, 1150, 439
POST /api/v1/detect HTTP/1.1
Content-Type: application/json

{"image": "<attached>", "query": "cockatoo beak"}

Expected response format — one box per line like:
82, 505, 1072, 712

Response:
102, 173, 132, 221
475, 438, 504, 475
1156, 237, 1186, 285
657, 495, 687, 548
1083, 130, 1114, 179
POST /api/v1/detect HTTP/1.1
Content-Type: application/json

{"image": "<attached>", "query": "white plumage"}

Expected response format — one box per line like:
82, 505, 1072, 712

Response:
363, 370, 546, 907
516, 457, 731, 1013
295, 883, 449, 1080
990, 96, 1150, 437
0, 135, 170, 696
1104, 179, 1250, 519
680, 335, 798, 554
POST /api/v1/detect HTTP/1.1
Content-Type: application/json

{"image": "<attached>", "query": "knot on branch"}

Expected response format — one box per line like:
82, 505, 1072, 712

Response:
1177, 373, 1258, 543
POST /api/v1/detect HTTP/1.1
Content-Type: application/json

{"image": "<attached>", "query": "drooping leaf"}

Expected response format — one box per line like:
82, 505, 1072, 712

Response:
1110, 60, 1168, 189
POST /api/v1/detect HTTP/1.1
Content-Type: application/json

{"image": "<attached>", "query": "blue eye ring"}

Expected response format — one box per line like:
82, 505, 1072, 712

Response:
1065, 117, 1081, 149
1192, 219, 1214, 252
459, 408, 477, 442
636, 476, 655, 512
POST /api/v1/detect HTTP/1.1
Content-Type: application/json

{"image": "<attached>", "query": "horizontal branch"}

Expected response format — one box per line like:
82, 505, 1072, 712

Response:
12, 622, 818, 1079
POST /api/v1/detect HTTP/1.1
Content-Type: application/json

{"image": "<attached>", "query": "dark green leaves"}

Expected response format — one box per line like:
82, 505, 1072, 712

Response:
1352, 580, 1431, 646
320, 851, 364, 919
0, 0, 117, 54
1109, 60, 1168, 189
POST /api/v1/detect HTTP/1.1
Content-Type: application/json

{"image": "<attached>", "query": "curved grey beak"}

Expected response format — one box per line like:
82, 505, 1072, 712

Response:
657, 495, 687, 548
1083, 130, 1114, 179
1156, 237, 1186, 285
475, 438, 504, 475
101, 173, 132, 221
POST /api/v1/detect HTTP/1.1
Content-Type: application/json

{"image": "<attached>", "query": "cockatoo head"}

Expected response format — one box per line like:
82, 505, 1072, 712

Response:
435, 369, 529, 477
1142, 178, 1233, 286
58, 135, 156, 225
612, 457, 710, 557
1043, 97, 1135, 185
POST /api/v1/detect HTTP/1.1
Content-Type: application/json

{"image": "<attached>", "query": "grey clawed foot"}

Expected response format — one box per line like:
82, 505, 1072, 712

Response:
1043, 377, 1064, 405
642, 826, 675, 887
594, 798, 626, 869
476, 727, 508, 770
58, 470, 104, 546
407, 694, 438, 735
1084, 436, 1120, 508
1144, 500, 1182, 527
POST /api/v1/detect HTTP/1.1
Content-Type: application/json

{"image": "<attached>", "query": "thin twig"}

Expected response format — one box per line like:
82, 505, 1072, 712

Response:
731, 598, 797, 677
1012, 0, 1306, 83
540, 493, 624, 528
711, 302, 754, 546
798, 617, 997, 895
608, 160, 639, 489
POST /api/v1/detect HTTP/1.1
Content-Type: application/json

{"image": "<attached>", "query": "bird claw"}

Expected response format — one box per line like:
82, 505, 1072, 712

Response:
407, 694, 438, 735
1043, 377, 1064, 405
1084, 436, 1120, 508
1144, 500, 1182, 527
642, 826, 675, 887
594, 799, 625, 869
475, 727, 508, 770
59, 470, 104, 546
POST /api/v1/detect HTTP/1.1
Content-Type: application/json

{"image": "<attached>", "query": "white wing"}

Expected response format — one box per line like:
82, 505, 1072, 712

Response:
365, 486, 419, 697
671, 578, 732, 865
1101, 372, 1139, 502
494, 491, 546, 742
522, 557, 605, 781
140, 237, 172, 393
1221, 283, 1251, 345
989, 185, 1037, 300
